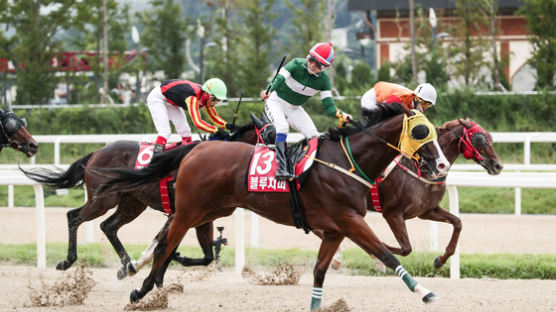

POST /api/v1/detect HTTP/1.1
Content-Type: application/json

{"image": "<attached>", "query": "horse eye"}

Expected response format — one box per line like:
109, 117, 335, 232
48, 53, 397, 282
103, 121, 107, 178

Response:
411, 125, 430, 140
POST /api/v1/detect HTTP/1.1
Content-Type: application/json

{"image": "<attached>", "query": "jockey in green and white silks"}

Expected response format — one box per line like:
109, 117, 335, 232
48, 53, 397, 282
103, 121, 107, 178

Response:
260, 42, 352, 180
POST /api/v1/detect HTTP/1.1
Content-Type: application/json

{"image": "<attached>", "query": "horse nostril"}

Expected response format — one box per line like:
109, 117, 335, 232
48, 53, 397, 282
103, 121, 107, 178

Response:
437, 163, 447, 170
30, 142, 38, 150
496, 163, 503, 171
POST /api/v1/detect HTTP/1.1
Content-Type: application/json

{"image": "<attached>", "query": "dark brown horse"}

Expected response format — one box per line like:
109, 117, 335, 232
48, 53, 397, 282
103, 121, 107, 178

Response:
95, 103, 450, 309
0, 109, 38, 157
20, 121, 260, 280
323, 118, 503, 270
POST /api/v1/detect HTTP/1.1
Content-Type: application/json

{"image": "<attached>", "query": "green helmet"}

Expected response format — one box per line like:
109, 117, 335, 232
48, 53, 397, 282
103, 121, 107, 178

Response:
201, 78, 227, 101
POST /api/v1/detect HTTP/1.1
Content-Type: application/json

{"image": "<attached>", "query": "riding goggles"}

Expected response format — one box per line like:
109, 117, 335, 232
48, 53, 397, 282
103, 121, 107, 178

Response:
415, 96, 433, 110
308, 56, 328, 70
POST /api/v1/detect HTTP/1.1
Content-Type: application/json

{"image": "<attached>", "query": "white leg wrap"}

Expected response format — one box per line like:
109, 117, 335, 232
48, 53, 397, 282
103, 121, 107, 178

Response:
414, 283, 431, 296
132, 239, 158, 271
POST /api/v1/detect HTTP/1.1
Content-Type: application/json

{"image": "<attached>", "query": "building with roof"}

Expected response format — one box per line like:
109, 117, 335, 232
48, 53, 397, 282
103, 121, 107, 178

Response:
347, 0, 534, 90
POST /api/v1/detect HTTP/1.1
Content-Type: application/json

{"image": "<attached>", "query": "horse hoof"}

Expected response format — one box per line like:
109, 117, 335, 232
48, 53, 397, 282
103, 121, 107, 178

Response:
117, 266, 127, 280
434, 257, 443, 269
130, 289, 141, 303
331, 259, 342, 270
127, 262, 137, 276
55, 261, 71, 271
422, 292, 439, 304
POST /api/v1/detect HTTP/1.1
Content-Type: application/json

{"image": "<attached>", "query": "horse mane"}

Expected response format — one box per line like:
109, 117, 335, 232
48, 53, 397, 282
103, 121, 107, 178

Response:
442, 119, 460, 129
324, 102, 403, 141
230, 121, 254, 140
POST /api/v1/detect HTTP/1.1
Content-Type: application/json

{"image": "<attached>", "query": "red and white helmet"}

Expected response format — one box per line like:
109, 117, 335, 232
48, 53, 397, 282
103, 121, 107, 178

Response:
309, 42, 335, 66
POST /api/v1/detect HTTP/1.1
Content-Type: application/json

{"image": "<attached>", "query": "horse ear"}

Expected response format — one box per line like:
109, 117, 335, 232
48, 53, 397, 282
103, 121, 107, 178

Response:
250, 112, 264, 129
458, 118, 472, 129
260, 111, 271, 125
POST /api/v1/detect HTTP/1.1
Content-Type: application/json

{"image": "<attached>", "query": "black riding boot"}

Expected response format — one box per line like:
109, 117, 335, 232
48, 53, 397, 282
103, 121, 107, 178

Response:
275, 141, 293, 180
153, 143, 165, 157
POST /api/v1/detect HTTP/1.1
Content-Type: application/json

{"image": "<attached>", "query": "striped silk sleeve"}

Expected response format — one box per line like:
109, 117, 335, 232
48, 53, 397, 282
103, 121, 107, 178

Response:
206, 105, 227, 128
185, 96, 218, 133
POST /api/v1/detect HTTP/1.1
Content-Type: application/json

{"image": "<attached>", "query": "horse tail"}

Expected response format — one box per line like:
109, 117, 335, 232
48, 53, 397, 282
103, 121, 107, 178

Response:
93, 142, 200, 197
20, 153, 93, 189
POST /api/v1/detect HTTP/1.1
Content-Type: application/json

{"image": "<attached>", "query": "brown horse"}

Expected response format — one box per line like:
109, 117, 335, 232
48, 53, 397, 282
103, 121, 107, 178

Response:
0, 109, 38, 157
323, 118, 503, 270
95, 103, 451, 309
20, 121, 260, 280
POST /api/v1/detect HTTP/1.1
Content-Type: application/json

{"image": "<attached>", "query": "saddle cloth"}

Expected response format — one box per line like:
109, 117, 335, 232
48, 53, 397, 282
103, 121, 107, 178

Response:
135, 142, 181, 215
247, 138, 318, 192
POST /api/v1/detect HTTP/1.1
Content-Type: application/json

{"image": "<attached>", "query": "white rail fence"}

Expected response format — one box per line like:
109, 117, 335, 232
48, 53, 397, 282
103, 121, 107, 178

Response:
2, 132, 556, 273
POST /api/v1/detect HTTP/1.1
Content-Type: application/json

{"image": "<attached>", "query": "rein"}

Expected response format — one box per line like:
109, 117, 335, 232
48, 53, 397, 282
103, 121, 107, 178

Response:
392, 155, 446, 185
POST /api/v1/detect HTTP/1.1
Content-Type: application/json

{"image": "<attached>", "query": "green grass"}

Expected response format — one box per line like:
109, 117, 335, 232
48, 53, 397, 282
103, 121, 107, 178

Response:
1, 244, 555, 280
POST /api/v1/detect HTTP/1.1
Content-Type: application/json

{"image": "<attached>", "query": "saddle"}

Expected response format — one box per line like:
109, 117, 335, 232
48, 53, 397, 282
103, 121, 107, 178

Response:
248, 112, 317, 233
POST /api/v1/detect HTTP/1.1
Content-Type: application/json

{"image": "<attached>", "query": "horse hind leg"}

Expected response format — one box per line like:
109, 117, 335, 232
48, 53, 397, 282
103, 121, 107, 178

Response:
99, 196, 146, 280
172, 221, 214, 266
343, 214, 438, 304
128, 216, 174, 276
130, 214, 193, 303
56, 207, 83, 270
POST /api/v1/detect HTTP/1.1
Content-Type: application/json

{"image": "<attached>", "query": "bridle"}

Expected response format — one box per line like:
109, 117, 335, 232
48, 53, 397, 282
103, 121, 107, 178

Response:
450, 121, 492, 162
0, 110, 27, 148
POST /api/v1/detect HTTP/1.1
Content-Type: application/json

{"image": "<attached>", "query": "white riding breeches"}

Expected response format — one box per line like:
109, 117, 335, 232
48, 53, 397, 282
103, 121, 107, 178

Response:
146, 86, 192, 139
264, 92, 319, 139
361, 88, 379, 111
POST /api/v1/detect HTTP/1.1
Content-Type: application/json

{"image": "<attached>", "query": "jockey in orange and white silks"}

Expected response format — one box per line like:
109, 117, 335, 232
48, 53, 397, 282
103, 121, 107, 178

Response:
260, 42, 352, 180
361, 81, 437, 113
146, 78, 231, 155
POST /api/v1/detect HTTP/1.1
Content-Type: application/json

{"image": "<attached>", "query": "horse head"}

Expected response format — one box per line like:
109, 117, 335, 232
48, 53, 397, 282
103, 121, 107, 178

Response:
0, 110, 38, 157
456, 118, 503, 175
399, 105, 450, 179
249, 112, 276, 145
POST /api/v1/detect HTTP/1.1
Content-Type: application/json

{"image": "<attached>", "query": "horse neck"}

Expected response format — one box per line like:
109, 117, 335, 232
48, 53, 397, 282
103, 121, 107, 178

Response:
347, 115, 403, 181
440, 125, 464, 165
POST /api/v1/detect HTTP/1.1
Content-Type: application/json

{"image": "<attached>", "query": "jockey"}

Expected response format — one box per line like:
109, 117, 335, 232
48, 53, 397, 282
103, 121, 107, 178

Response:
146, 78, 233, 155
361, 81, 437, 113
260, 42, 352, 180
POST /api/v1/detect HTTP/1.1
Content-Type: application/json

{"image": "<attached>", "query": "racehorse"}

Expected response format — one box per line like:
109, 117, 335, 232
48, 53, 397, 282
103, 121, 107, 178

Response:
94, 103, 451, 309
322, 118, 503, 270
0, 109, 38, 157
20, 121, 261, 280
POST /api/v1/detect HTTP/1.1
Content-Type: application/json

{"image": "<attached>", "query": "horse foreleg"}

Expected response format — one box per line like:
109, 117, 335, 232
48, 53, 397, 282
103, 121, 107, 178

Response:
343, 215, 438, 304
311, 229, 343, 270
311, 232, 344, 311
419, 207, 462, 269
173, 221, 214, 266
383, 215, 413, 256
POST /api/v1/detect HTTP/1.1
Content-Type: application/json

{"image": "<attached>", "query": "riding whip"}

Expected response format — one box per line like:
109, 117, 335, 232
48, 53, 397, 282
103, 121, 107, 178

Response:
261, 56, 287, 101
231, 92, 243, 126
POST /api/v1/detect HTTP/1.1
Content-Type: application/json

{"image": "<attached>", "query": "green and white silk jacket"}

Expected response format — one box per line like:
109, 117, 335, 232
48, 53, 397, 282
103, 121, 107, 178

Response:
267, 58, 340, 117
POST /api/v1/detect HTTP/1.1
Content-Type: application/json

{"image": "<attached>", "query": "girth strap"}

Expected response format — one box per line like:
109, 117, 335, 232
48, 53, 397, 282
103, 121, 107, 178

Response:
287, 180, 311, 234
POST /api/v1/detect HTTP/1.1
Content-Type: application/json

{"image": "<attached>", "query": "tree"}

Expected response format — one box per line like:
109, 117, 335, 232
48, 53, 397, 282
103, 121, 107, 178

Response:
447, 0, 491, 87
285, 0, 326, 58
138, 0, 186, 80
203, 1, 244, 96
519, 0, 556, 89
237, 0, 276, 97
0, 0, 78, 104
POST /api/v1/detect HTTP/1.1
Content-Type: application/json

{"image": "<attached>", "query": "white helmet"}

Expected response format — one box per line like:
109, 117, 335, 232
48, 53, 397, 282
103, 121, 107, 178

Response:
414, 83, 437, 105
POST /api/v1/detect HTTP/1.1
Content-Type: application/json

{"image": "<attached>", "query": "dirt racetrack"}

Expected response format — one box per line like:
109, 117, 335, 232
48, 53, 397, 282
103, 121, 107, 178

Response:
1, 265, 555, 312
1, 208, 556, 311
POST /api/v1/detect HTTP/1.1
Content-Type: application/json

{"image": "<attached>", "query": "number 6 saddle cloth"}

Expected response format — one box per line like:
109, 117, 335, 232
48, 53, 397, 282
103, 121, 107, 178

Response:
246, 138, 319, 192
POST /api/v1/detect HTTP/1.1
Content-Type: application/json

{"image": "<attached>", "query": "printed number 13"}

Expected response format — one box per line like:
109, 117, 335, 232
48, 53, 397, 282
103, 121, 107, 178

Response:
250, 151, 275, 175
